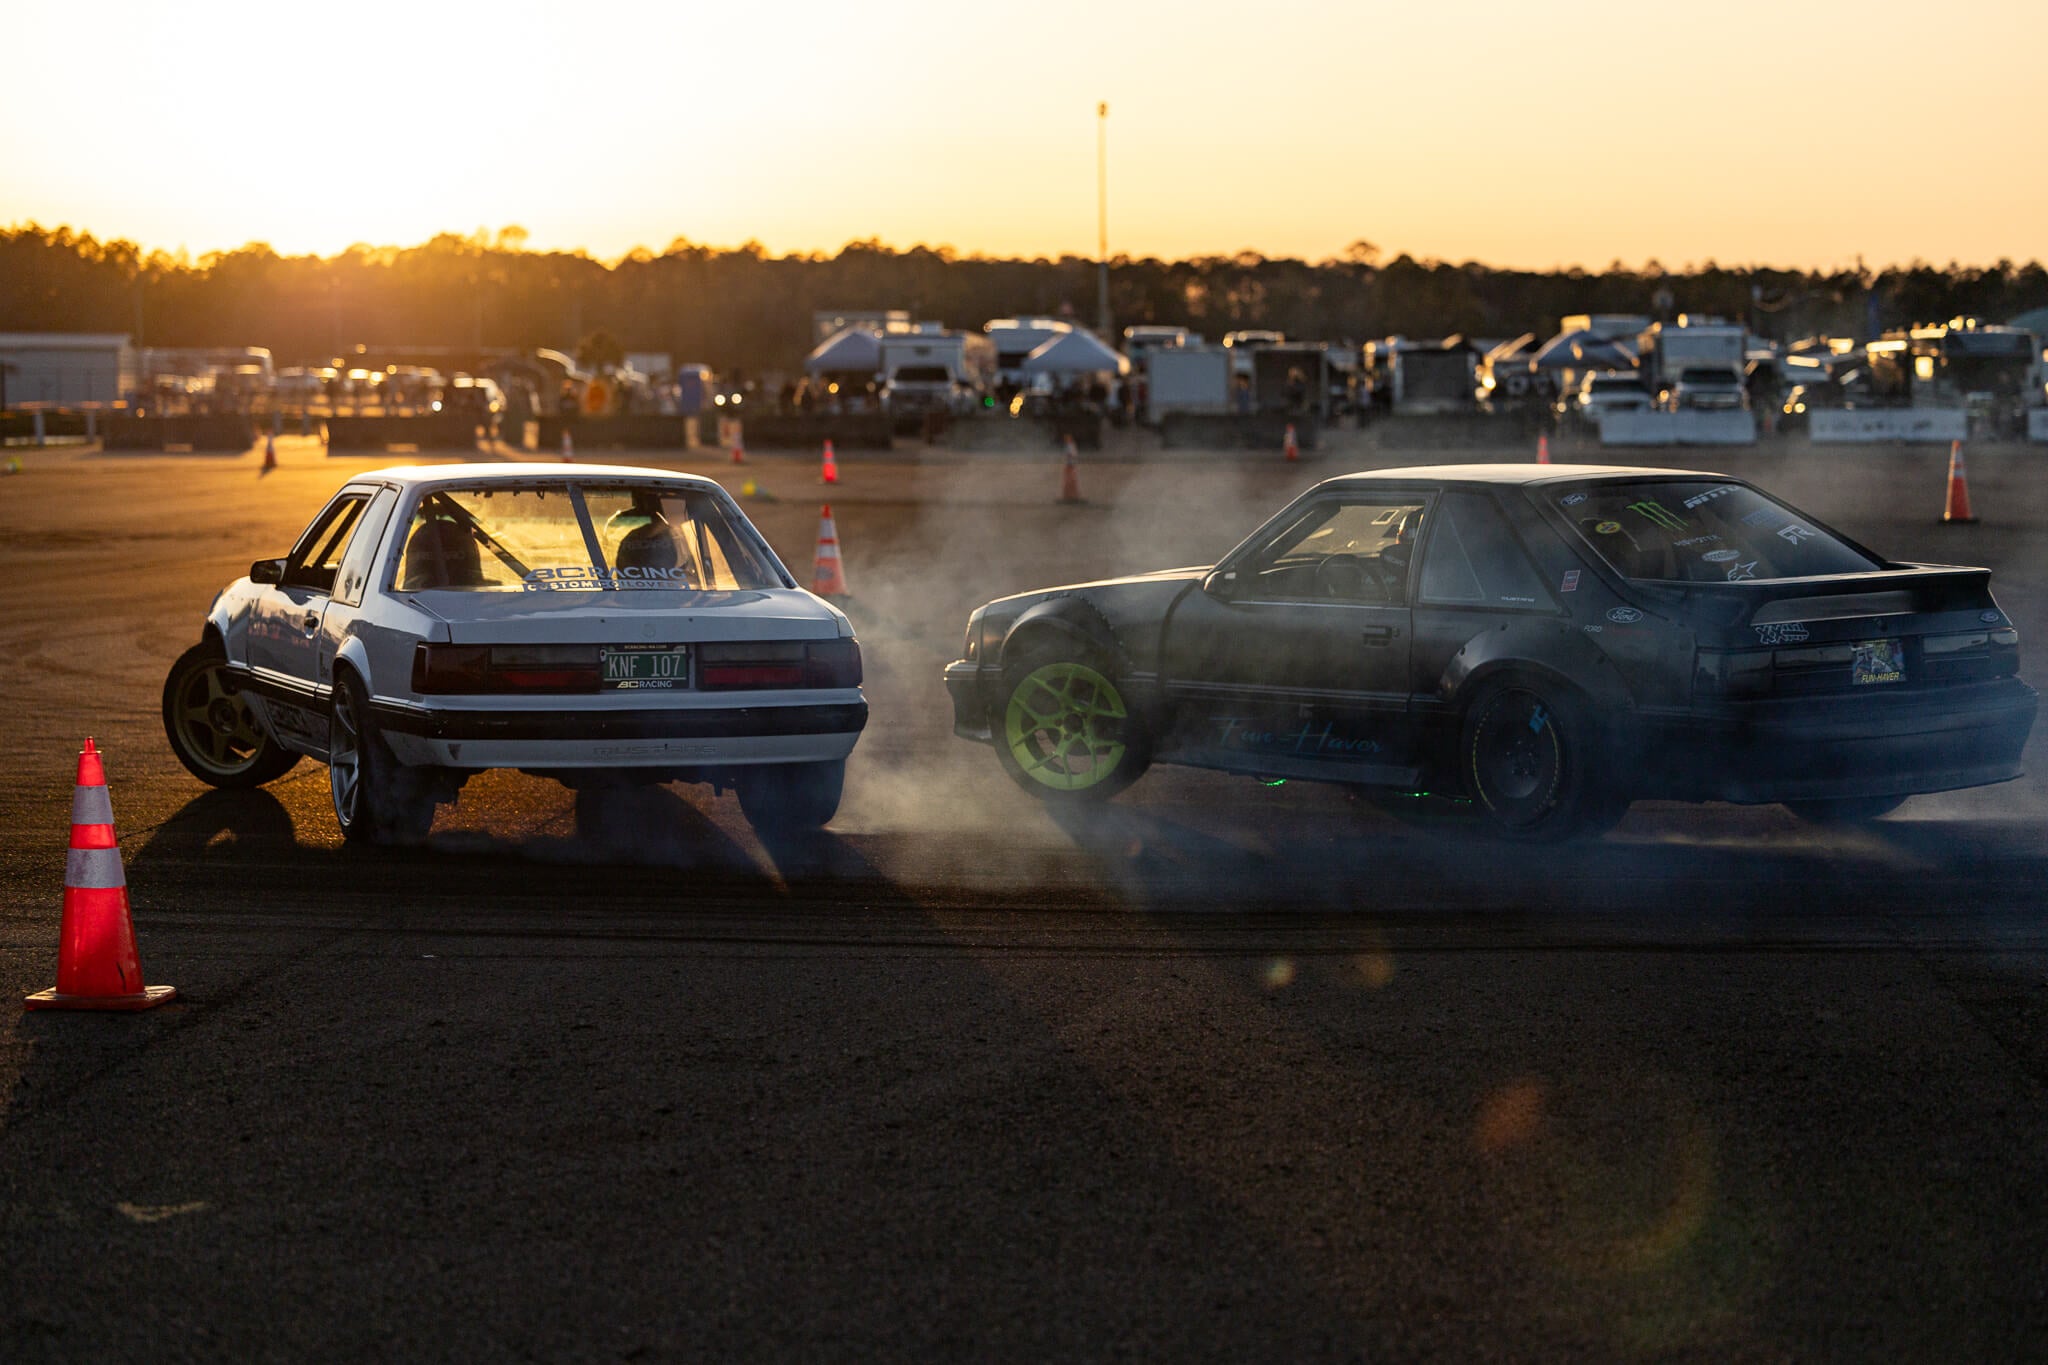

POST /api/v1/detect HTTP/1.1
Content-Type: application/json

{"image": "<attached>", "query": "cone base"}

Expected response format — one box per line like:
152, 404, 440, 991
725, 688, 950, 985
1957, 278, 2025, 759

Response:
25, 983, 176, 1012
1942, 516, 1980, 525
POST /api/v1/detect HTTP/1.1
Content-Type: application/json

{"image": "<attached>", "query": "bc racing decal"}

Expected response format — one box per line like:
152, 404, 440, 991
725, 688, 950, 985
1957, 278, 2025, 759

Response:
522, 565, 692, 591
1755, 622, 1810, 644
1674, 534, 1721, 548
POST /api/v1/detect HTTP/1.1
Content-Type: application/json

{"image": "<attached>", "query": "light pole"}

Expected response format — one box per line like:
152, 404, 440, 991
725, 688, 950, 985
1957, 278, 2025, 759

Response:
1096, 101, 1110, 341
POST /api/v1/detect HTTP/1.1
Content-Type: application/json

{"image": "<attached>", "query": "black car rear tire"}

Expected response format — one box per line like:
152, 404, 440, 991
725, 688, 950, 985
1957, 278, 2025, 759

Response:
993, 646, 1150, 804
1460, 678, 1621, 842
735, 759, 845, 833
1784, 795, 1907, 825
162, 640, 300, 789
329, 672, 437, 845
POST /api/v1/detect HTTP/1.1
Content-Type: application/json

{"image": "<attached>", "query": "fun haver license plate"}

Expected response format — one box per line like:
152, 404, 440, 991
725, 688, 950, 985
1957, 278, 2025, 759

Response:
1851, 638, 1905, 686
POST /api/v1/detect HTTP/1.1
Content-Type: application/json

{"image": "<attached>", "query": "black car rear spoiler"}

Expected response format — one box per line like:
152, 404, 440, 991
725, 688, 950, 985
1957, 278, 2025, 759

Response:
1631, 564, 1995, 630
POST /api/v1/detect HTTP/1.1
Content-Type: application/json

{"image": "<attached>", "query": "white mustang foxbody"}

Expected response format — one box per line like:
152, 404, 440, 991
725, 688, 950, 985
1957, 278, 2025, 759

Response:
162, 463, 865, 842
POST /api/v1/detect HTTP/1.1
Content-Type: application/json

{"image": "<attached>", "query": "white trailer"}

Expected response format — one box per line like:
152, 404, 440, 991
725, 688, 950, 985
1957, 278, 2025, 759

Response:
1144, 347, 1233, 423
879, 331, 971, 416
1640, 321, 1747, 391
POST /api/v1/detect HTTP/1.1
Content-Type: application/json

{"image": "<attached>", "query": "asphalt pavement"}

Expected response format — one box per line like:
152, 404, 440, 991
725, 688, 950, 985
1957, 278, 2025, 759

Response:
3, 435, 2048, 1361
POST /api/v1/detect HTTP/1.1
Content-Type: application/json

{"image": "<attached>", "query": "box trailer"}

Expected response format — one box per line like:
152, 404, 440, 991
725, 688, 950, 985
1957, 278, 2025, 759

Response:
1144, 347, 1233, 423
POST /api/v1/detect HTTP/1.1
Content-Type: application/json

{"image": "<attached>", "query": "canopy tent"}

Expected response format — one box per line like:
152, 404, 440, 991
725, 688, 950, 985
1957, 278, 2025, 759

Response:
1531, 329, 1638, 371
1019, 330, 1130, 377
2005, 306, 2048, 339
803, 327, 884, 376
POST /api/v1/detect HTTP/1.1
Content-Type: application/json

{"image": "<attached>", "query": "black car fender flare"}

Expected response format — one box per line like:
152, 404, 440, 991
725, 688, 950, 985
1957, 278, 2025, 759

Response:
1438, 619, 1636, 719
998, 596, 1131, 676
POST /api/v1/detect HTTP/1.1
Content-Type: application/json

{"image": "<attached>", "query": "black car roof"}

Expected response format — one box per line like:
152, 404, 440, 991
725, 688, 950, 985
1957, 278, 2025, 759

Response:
1320, 463, 1735, 489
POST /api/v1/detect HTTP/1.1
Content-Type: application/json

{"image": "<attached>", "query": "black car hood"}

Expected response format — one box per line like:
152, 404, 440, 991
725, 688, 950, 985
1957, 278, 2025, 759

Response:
983, 566, 1208, 612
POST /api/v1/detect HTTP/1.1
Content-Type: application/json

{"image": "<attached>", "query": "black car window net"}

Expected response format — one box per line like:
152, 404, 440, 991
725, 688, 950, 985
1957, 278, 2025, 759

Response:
1557, 481, 1880, 583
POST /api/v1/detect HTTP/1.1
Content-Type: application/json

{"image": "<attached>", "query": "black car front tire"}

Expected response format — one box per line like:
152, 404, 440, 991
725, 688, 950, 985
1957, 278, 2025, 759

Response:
1784, 795, 1907, 825
992, 646, 1150, 803
162, 640, 300, 789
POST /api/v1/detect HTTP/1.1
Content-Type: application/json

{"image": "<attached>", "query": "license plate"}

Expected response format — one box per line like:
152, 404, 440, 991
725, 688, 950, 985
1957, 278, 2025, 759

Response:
601, 645, 689, 690
1852, 638, 1904, 686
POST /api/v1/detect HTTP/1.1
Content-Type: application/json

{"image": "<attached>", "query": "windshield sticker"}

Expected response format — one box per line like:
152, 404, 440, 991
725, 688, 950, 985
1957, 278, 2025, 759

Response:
1683, 485, 1739, 510
1628, 501, 1687, 531
1594, 520, 1622, 534
1559, 493, 1588, 507
1701, 549, 1740, 563
1776, 524, 1815, 545
1607, 606, 1643, 624
522, 565, 693, 592
1725, 560, 1758, 581
1741, 506, 1786, 529
1560, 569, 1581, 592
1674, 534, 1721, 548
1755, 622, 1810, 644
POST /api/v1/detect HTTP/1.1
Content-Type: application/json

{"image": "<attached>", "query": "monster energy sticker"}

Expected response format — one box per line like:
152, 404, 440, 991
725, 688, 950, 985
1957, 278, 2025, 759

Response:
1628, 501, 1688, 531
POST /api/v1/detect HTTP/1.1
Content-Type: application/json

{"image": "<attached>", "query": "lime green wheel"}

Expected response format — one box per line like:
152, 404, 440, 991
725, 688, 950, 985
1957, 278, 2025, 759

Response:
994, 652, 1149, 802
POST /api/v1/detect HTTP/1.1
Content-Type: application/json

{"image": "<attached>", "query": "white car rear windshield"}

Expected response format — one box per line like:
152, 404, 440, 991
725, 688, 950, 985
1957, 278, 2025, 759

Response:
394, 483, 783, 592
1554, 481, 1882, 583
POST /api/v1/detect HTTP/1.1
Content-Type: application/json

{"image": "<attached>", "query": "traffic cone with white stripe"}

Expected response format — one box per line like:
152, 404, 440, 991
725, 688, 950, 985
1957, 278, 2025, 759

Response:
1058, 435, 1083, 504
1283, 423, 1300, 462
1942, 440, 1978, 524
730, 424, 747, 465
25, 739, 175, 1011
811, 504, 847, 596
560, 428, 575, 463
261, 432, 278, 472
820, 439, 838, 485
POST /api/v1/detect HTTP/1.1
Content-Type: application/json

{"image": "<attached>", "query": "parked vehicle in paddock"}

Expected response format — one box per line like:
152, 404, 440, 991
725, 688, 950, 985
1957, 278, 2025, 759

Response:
164, 463, 866, 842
944, 465, 2036, 840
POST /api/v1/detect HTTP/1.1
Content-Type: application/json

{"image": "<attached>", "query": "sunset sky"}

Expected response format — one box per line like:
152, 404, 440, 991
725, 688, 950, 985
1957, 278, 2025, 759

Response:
5, 0, 2043, 269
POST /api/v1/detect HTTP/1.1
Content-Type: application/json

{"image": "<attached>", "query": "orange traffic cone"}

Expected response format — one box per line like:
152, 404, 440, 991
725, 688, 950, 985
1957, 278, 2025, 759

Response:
730, 423, 747, 465
1537, 434, 1550, 465
1283, 423, 1300, 462
261, 432, 277, 472
1058, 435, 1083, 504
811, 505, 847, 596
560, 429, 575, 463
821, 439, 838, 485
25, 739, 175, 1012
1942, 440, 1978, 524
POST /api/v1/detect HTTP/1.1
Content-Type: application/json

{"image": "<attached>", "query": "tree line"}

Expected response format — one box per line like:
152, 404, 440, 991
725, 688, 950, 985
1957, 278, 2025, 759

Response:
4, 224, 2046, 375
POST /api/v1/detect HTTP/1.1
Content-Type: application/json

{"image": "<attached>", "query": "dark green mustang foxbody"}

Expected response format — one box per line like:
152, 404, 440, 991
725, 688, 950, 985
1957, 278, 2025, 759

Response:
944, 465, 2035, 840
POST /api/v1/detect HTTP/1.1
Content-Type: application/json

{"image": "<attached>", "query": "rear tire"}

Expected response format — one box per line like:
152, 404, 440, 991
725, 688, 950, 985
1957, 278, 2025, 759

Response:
329, 672, 437, 845
993, 648, 1150, 803
1785, 795, 1907, 825
162, 640, 299, 788
1459, 678, 1620, 842
735, 759, 845, 833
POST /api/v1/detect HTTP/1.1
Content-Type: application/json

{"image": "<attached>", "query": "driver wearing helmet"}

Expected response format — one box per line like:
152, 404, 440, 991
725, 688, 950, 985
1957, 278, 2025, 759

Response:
605, 500, 692, 584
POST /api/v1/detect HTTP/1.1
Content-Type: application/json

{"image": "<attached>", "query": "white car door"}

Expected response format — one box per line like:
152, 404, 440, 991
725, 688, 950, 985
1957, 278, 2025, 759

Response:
246, 490, 373, 730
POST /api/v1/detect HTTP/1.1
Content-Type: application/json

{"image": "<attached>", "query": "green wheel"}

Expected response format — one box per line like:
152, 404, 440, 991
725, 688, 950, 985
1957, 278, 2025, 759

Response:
994, 653, 1149, 802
